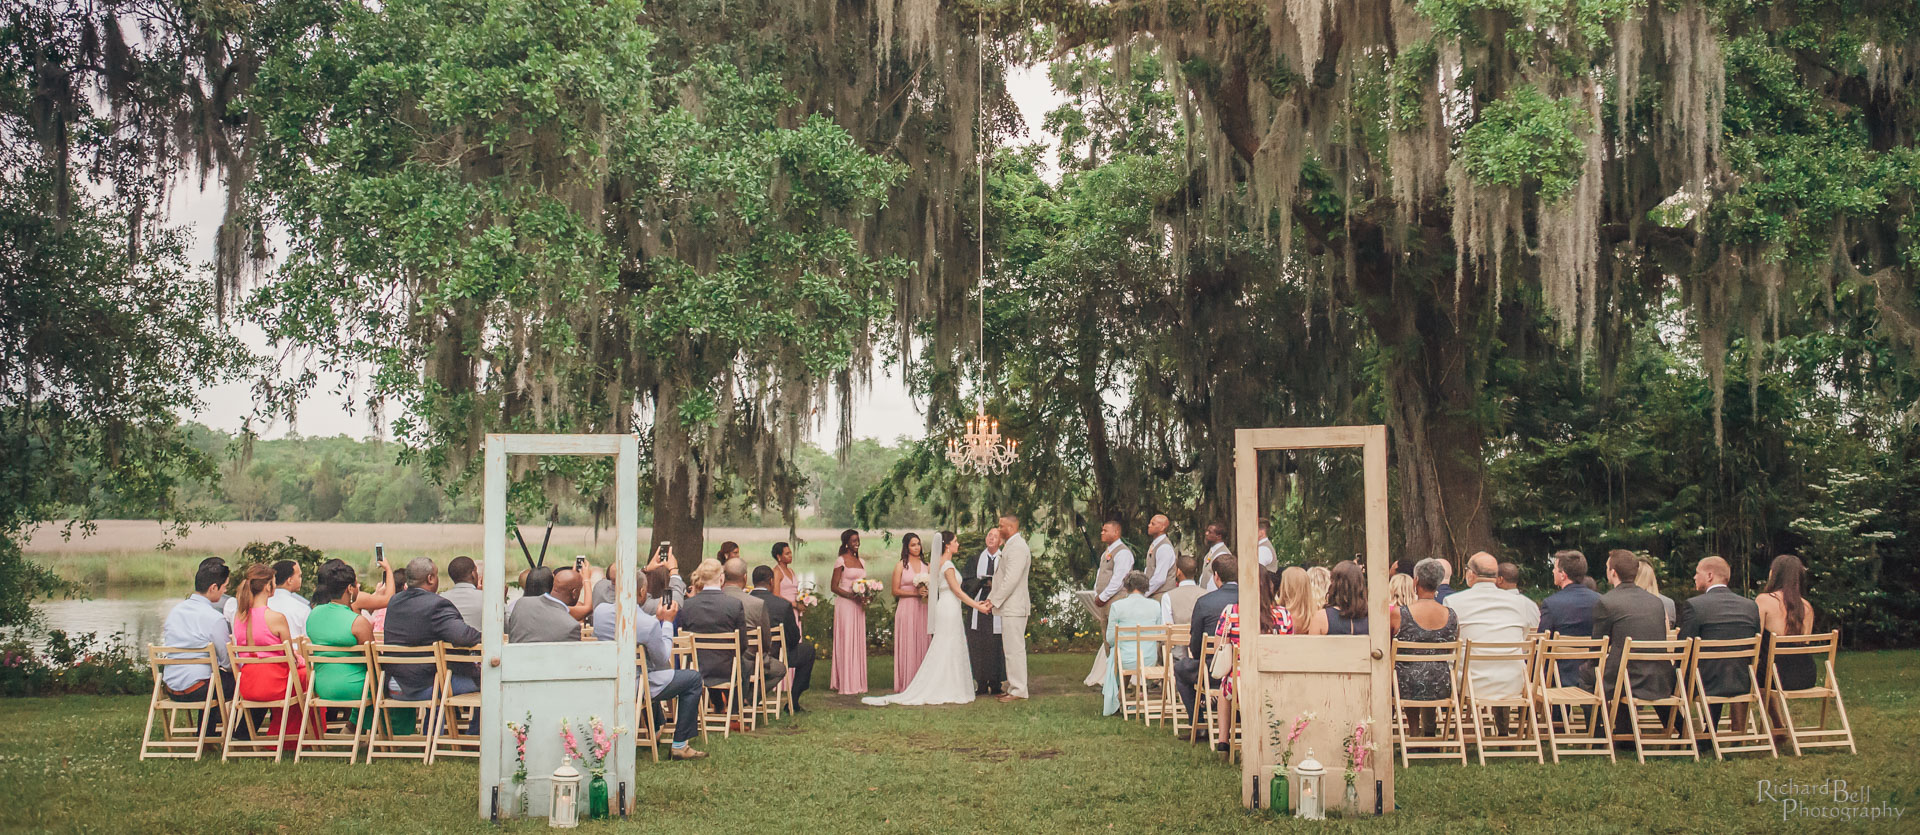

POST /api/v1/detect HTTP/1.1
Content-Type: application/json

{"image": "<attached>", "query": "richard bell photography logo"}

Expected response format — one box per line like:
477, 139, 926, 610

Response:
1756, 776, 1904, 822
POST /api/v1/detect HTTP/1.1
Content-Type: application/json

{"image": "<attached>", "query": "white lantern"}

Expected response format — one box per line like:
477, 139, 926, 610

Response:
1293, 750, 1326, 820
549, 759, 582, 828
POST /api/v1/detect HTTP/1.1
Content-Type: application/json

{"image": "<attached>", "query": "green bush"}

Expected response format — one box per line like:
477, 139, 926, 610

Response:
0, 630, 146, 697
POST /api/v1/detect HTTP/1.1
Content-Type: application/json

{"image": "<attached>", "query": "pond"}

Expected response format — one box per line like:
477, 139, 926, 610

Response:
32, 587, 182, 647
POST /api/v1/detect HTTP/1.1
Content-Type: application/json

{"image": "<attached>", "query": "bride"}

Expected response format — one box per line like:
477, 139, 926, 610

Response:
862, 530, 989, 706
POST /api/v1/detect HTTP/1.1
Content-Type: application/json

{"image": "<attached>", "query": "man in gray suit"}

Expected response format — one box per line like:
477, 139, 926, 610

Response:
720, 557, 787, 687
506, 566, 582, 643
439, 556, 483, 630
1679, 555, 1762, 725
675, 559, 750, 687
987, 514, 1032, 701
1593, 551, 1676, 725
1159, 555, 1206, 662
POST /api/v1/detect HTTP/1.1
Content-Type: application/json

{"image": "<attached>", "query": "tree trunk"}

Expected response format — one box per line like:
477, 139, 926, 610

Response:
649, 375, 709, 579
1377, 312, 1499, 565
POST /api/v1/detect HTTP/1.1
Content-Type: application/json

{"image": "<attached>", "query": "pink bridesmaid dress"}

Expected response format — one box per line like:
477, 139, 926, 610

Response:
830, 560, 868, 695
891, 565, 931, 691
777, 571, 801, 688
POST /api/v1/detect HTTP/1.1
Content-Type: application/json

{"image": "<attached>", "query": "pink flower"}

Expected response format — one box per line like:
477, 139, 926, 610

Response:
560, 720, 581, 761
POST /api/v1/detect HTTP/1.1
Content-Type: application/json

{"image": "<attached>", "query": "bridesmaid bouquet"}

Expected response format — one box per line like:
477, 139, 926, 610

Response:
851, 577, 885, 603
797, 580, 821, 609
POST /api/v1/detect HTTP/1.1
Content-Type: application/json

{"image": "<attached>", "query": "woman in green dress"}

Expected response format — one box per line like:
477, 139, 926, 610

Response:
307, 560, 374, 719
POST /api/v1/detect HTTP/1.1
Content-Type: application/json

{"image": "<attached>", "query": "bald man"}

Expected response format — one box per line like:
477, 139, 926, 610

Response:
1680, 556, 1761, 720
1142, 515, 1177, 598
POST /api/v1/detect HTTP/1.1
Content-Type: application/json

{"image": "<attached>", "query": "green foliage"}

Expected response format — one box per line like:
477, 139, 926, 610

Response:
235, 538, 328, 592
0, 631, 146, 697
1459, 85, 1591, 200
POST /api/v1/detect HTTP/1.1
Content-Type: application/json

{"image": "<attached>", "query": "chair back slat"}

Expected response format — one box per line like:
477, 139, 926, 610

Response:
1391, 638, 1462, 664
1766, 631, 1839, 657
1691, 635, 1762, 661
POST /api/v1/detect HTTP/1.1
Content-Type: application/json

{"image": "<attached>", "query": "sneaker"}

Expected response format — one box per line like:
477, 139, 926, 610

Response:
670, 747, 709, 761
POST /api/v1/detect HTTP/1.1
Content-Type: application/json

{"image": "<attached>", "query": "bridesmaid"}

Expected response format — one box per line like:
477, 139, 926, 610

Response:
890, 533, 932, 692
829, 529, 869, 694
772, 542, 803, 617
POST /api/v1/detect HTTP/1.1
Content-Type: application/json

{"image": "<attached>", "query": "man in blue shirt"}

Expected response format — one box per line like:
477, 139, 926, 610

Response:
1539, 549, 1603, 688
591, 567, 706, 760
160, 560, 239, 739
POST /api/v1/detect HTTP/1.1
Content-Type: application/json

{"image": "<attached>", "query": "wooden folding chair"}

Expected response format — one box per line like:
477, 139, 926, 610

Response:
1128, 625, 1170, 725
1109, 625, 1142, 720
1533, 637, 1614, 762
222, 640, 306, 761
1390, 639, 1467, 765
1687, 636, 1775, 759
741, 626, 776, 730
633, 645, 663, 763
670, 633, 702, 743
430, 643, 483, 762
1460, 640, 1542, 763
1765, 631, 1855, 755
296, 639, 372, 762
1610, 637, 1698, 762
765, 624, 792, 718
686, 632, 742, 739
1167, 624, 1193, 738
367, 642, 440, 761
141, 643, 228, 760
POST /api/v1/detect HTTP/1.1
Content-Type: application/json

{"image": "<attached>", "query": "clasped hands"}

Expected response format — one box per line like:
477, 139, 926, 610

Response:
973, 600, 994, 614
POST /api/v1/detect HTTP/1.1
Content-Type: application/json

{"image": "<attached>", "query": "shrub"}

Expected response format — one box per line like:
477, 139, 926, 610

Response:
0, 630, 146, 697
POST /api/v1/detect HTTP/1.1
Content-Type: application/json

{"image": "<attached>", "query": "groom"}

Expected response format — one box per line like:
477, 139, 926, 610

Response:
986, 514, 1032, 702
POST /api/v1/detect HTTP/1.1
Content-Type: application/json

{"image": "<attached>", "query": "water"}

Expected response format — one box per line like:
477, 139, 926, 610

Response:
32, 588, 182, 646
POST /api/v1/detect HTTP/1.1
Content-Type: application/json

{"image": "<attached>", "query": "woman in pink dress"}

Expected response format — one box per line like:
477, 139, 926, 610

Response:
773, 542, 803, 625
890, 533, 932, 691
829, 529, 869, 694
232, 563, 310, 747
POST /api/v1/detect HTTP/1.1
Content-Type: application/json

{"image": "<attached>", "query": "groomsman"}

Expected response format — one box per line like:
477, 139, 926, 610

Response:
1082, 520, 1135, 686
1255, 518, 1278, 574
1198, 523, 1232, 591
1143, 515, 1178, 599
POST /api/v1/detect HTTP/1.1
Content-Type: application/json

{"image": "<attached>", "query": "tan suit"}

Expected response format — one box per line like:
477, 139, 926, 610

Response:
1162, 581, 1207, 661
990, 532, 1032, 698
1199, 542, 1231, 591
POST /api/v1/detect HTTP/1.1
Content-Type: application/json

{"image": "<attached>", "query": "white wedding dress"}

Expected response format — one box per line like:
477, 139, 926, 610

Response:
862, 558, 976, 706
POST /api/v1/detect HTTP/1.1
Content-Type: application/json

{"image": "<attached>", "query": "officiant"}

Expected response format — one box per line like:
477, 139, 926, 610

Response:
963, 529, 1007, 696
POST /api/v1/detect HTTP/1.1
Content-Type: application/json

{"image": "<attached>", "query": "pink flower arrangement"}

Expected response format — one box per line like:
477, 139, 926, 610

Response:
1341, 718, 1377, 789
850, 577, 885, 603
505, 712, 532, 810
1281, 712, 1314, 769
560, 717, 581, 763
580, 716, 621, 777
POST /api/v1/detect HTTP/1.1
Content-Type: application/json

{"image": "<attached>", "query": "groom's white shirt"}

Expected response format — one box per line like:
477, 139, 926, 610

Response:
1202, 541, 1231, 590
1146, 534, 1176, 593
1099, 540, 1133, 602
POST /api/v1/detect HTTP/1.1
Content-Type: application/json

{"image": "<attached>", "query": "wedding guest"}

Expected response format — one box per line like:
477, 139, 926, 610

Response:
1593, 551, 1675, 709
1102, 572, 1165, 716
1387, 573, 1416, 611
890, 533, 933, 691
1415, 557, 1456, 602
1394, 558, 1418, 578
1679, 555, 1761, 726
160, 561, 238, 736
590, 562, 627, 640
554, 565, 595, 625
1274, 566, 1313, 634
1212, 564, 1287, 703
1757, 554, 1818, 692
829, 530, 870, 694
629, 575, 705, 760
1539, 549, 1602, 688
1391, 558, 1459, 736
1199, 522, 1232, 591
1307, 560, 1368, 635
721, 557, 787, 687
1626, 553, 1676, 628
752, 565, 815, 710
353, 555, 398, 632
639, 546, 686, 616
1496, 562, 1521, 592
232, 563, 308, 745
1446, 552, 1540, 704
507, 567, 581, 643
963, 529, 1007, 695
677, 559, 750, 691
1160, 555, 1205, 661
384, 558, 481, 734
1173, 555, 1238, 729
307, 559, 373, 727
1307, 565, 1331, 611
268, 560, 312, 637
441, 556, 483, 630
1255, 518, 1279, 574
1143, 515, 1178, 598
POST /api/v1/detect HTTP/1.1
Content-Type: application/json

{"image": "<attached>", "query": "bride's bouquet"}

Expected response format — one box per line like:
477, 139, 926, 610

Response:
851, 577, 885, 604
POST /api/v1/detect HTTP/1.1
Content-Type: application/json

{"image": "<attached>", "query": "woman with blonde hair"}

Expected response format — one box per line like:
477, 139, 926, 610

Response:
1387, 573, 1416, 612
1629, 555, 1676, 628
1307, 565, 1332, 611
1274, 567, 1314, 634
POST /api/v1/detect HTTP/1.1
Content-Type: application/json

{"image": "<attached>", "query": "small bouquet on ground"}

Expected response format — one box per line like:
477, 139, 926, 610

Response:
579, 716, 622, 778
1270, 710, 1314, 771
851, 577, 885, 604
1342, 717, 1377, 795
797, 579, 820, 609
505, 712, 532, 811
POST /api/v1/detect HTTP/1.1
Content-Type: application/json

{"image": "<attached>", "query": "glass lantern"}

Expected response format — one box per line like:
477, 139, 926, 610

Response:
1293, 750, 1326, 820
549, 759, 582, 828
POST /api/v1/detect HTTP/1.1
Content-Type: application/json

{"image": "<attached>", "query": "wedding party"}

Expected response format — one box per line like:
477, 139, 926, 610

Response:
7, 0, 1918, 830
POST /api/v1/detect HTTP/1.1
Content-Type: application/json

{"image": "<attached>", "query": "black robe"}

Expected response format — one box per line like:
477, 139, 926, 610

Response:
961, 549, 1006, 694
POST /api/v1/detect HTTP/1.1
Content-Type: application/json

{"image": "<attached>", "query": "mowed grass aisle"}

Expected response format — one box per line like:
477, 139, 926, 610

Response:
0, 651, 1915, 833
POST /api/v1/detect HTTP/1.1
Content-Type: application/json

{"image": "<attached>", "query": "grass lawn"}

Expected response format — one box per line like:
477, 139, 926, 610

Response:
1, 651, 1914, 833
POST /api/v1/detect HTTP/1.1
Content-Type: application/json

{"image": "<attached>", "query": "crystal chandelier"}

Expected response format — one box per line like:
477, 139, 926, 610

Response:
945, 13, 1018, 477
946, 402, 1019, 475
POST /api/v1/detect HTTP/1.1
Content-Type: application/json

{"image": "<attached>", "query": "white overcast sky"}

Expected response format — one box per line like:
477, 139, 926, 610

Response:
178, 62, 1064, 450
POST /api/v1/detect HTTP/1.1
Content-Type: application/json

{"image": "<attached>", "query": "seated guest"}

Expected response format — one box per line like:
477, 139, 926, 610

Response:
1496, 562, 1521, 593
1391, 558, 1459, 736
1415, 557, 1456, 602
751, 565, 816, 711
440, 556, 483, 630
362, 561, 403, 634
232, 563, 308, 744
1393, 558, 1418, 578
505, 567, 532, 619
1159, 555, 1205, 662
640, 564, 685, 617
676, 559, 751, 688
721, 558, 787, 686
1273, 566, 1312, 634
507, 566, 582, 643
307, 560, 374, 727
1446, 552, 1540, 701
1679, 555, 1761, 726
631, 573, 706, 760
1539, 549, 1603, 688
1102, 572, 1165, 716
1388, 573, 1416, 611
1173, 555, 1238, 731
1757, 553, 1818, 691
1627, 553, 1676, 628
589, 562, 628, 641
269, 560, 312, 637
161, 561, 238, 736
383, 558, 482, 733
1594, 551, 1676, 708
1307, 565, 1331, 611
1307, 560, 1368, 635
1212, 566, 1288, 704
555, 565, 594, 625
